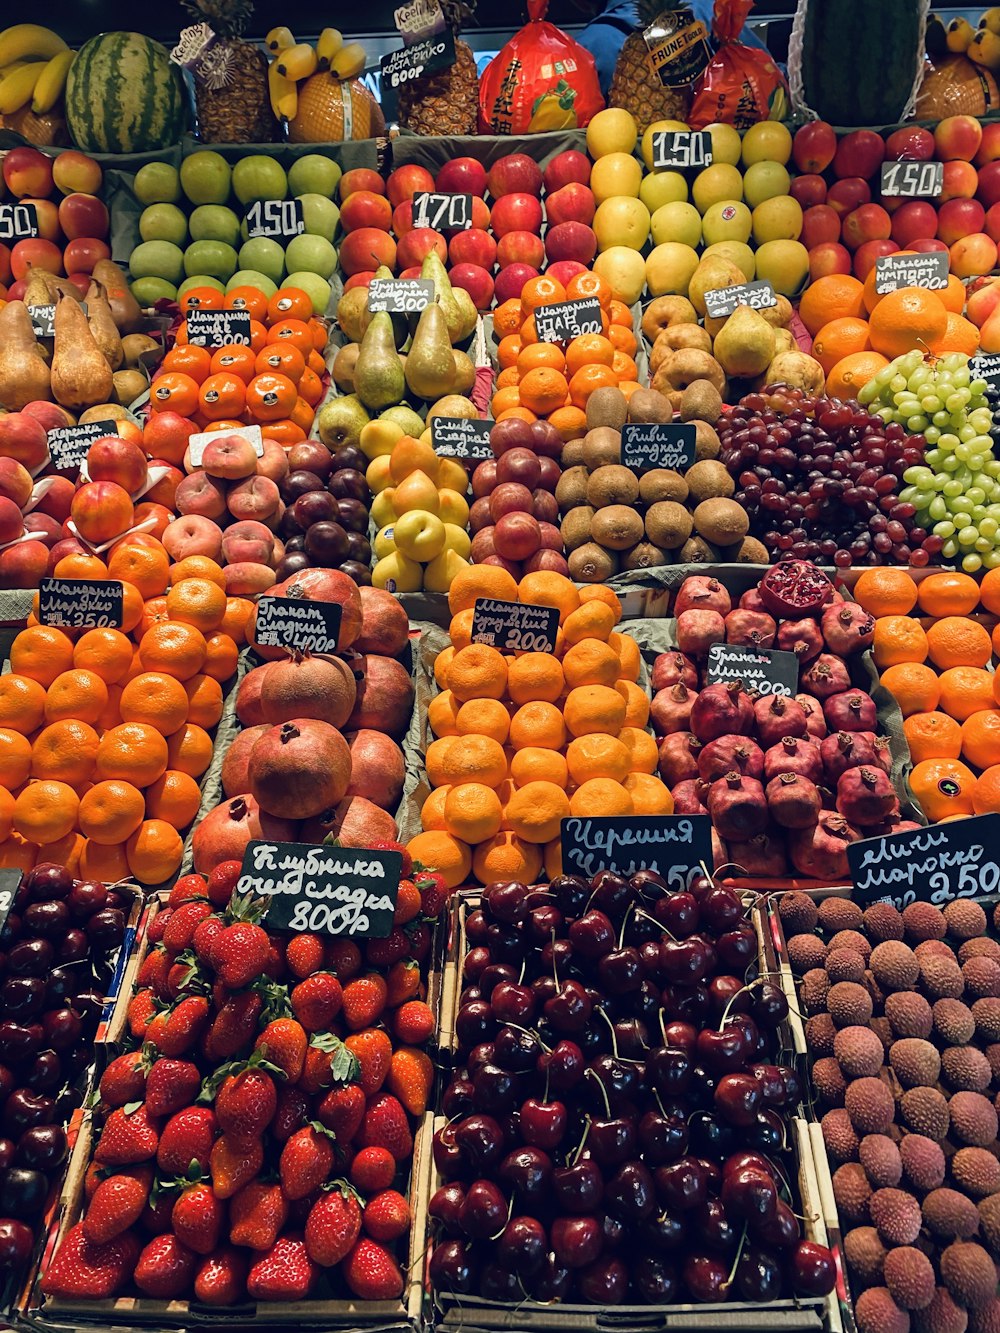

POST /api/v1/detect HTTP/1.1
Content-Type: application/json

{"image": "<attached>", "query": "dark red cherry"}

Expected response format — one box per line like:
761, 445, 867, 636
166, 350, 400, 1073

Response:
550, 1215, 602, 1269
790, 1241, 836, 1295
459, 1179, 506, 1238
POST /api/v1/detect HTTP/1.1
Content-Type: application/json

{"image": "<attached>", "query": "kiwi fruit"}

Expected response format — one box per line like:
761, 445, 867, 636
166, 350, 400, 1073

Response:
586, 385, 628, 432
587, 464, 639, 508
644, 501, 693, 550
556, 465, 590, 512
561, 506, 597, 552
693, 420, 721, 460
680, 536, 718, 563
592, 505, 644, 551
693, 497, 750, 545
561, 440, 586, 468
624, 541, 670, 570
639, 469, 688, 504
679, 380, 723, 425
730, 536, 770, 563
582, 427, 622, 470
627, 387, 673, 424
684, 459, 735, 503
569, 542, 618, 583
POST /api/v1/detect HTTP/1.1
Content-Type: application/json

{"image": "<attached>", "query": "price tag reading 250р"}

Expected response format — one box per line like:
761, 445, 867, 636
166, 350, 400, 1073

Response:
847, 813, 1000, 910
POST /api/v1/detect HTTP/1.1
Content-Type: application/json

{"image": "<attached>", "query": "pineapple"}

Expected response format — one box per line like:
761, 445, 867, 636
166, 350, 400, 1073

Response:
608, 1, 710, 131
180, 0, 278, 143
397, 0, 479, 136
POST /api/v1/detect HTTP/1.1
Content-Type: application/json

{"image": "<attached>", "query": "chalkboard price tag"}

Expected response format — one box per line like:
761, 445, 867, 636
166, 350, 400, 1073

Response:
0, 202, 38, 241
47, 420, 119, 473
254, 595, 343, 654
28, 304, 57, 338
534, 298, 603, 343
367, 278, 435, 314
622, 422, 696, 472
38, 578, 124, 629
848, 813, 1000, 910
412, 192, 473, 231
874, 251, 949, 296
703, 281, 777, 320
651, 131, 712, 170
971, 354, 1000, 389
245, 198, 305, 240
187, 424, 264, 468
560, 815, 713, 889
431, 416, 494, 461
184, 309, 252, 348
0, 869, 21, 937
237, 840, 402, 937
880, 160, 944, 199
379, 28, 455, 93
706, 642, 799, 696
471, 598, 559, 653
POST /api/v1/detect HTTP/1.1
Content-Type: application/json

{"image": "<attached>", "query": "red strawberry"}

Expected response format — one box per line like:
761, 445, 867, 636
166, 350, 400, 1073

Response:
416, 871, 447, 919
254, 1018, 307, 1082
324, 938, 362, 980
172, 1182, 224, 1255
303, 1185, 362, 1266
145, 994, 210, 1057
168, 874, 209, 907
286, 933, 324, 980
385, 960, 420, 1008
140, 1189, 174, 1237
83, 1166, 152, 1243
263, 938, 287, 980
364, 928, 409, 969
357, 1093, 413, 1161
349, 1146, 396, 1193
316, 1083, 366, 1142
194, 1246, 248, 1305
193, 914, 225, 965
290, 973, 342, 1032
229, 1181, 288, 1250
166, 959, 202, 999
392, 1000, 435, 1046
135, 1233, 197, 1298
371, 838, 412, 876
41, 1223, 140, 1298
147, 908, 171, 945
271, 1085, 310, 1143
162, 900, 213, 955
345, 1029, 392, 1098
94, 1104, 159, 1166
299, 1033, 360, 1096
99, 1051, 146, 1108
387, 1047, 433, 1116
137, 946, 172, 999
127, 990, 157, 1041
279, 1125, 335, 1200
343, 1237, 404, 1300
206, 859, 242, 909
203, 989, 262, 1062
247, 1235, 317, 1301
157, 1106, 217, 1175
342, 974, 387, 1030
406, 921, 431, 964
393, 880, 422, 926
145, 1057, 201, 1118
210, 1132, 264, 1200
84, 1162, 102, 1202
215, 1065, 277, 1139
214, 921, 270, 989
363, 1189, 410, 1241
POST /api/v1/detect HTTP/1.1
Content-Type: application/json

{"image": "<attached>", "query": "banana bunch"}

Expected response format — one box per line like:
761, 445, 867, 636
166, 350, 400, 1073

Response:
945, 9, 1000, 69
265, 26, 368, 121
0, 25, 73, 117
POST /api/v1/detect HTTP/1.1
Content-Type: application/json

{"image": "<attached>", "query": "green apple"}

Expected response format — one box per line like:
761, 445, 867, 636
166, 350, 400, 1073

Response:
130, 276, 178, 305
225, 270, 278, 297
752, 196, 803, 245
134, 161, 181, 205
180, 150, 232, 206
283, 271, 331, 315
189, 204, 242, 247
289, 153, 342, 200
743, 162, 791, 208
129, 240, 185, 285
692, 164, 744, 214
284, 233, 338, 279
232, 155, 288, 205
178, 275, 226, 300
238, 237, 286, 285
701, 200, 752, 246
651, 201, 702, 249
139, 204, 188, 248
372, 550, 423, 593
639, 170, 687, 213
393, 509, 446, 561
183, 240, 239, 281
754, 239, 809, 296
299, 193, 340, 238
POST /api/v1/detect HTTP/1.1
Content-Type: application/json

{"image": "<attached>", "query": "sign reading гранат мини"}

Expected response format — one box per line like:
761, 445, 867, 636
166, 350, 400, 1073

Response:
236, 841, 403, 937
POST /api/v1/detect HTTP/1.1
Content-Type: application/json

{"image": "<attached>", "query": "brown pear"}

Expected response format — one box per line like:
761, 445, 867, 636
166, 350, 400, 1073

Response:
91, 259, 142, 332
86, 280, 124, 370
50, 294, 113, 410
23, 267, 53, 309
0, 300, 51, 409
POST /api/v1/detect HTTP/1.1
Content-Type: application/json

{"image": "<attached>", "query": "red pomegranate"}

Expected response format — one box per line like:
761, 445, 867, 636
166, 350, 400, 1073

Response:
192, 795, 297, 875
235, 665, 270, 726
248, 719, 351, 819
356, 586, 409, 656
250, 568, 363, 658
222, 725, 267, 797
348, 655, 415, 737
259, 654, 356, 728
300, 795, 399, 847
344, 730, 405, 810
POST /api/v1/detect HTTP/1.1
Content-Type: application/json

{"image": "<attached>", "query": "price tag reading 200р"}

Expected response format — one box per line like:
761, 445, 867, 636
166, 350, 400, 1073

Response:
471, 598, 560, 654
534, 298, 603, 343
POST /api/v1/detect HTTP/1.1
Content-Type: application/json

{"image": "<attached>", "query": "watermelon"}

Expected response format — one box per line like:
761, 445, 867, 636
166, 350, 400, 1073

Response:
65, 32, 186, 154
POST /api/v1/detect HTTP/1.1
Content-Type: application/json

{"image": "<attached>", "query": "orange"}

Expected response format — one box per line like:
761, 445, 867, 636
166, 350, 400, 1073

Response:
615, 679, 649, 728
939, 668, 996, 722
42, 829, 84, 875
443, 782, 503, 843
162, 343, 212, 382
570, 777, 633, 818
973, 765, 1000, 815
518, 367, 569, 417
52, 553, 108, 582
119, 582, 144, 637
78, 779, 145, 844
420, 786, 449, 832
811, 317, 872, 374
961, 710, 1000, 770
0, 832, 38, 873
97, 685, 124, 732
454, 698, 509, 745
623, 772, 674, 815
566, 271, 612, 310
446, 645, 508, 702
149, 371, 199, 417
566, 734, 631, 784
496, 334, 522, 370
509, 701, 567, 751
935, 312, 979, 356
824, 351, 890, 400
516, 343, 565, 375
507, 653, 565, 705
872, 616, 928, 668
564, 684, 628, 737
562, 639, 621, 688
426, 734, 507, 789
184, 674, 223, 729
564, 601, 615, 645
79, 839, 129, 882
0, 730, 32, 788
497, 407, 537, 424
494, 299, 523, 338
607, 325, 638, 356
119, 672, 189, 736
0, 676, 45, 735
13, 780, 79, 845
166, 579, 227, 633
798, 274, 866, 335
879, 663, 941, 717
97, 723, 169, 787
854, 568, 919, 617
219, 597, 254, 645
448, 566, 520, 617
569, 364, 619, 409
448, 609, 475, 652
518, 571, 581, 622
509, 747, 568, 788
471, 831, 541, 886
126, 819, 184, 885
107, 541, 170, 599
44, 670, 109, 726
619, 726, 659, 774
30, 720, 99, 785
609, 631, 640, 682
202, 632, 239, 683
490, 385, 522, 417
980, 568, 1000, 616
868, 287, 948, 359
910, 757, 977, 821
547, 405, 589, 441
940, 273, 968, 314
72, 628, 134, 685
169, 556, 227, 590
521, 275, 566, 312
404, 830, 472, 889
434, 647, 455, 691
565, 334, 614, 376
138, 596, 169, 639
505, 781, 570, 843
0, 788, 13, 841
917, 571, 981, 618
138, 622, 207, 681
496, 366, 520, 390
926, 617, 993, 670
9, 627, 73, 687
145, 769, 202, 828
903, 712, 963, 763
166, 723, 213, 778
428, 691, 460, 739
581, 585, 623, 621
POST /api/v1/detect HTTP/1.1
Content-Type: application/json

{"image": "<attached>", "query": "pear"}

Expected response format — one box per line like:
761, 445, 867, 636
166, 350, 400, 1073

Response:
86, 279, 124, 371
765, 351, 825, 394
712, 306, 776, 379
23, 267, 53, 309
689, 254, 749, 316
405, 302, 457, 402
354, 311, 405, 411
424, 548, 469, 593
451, 286, 478, 343
420, 251, 468, 346
332, 343, 360, 392
50, 293, 113, 410
0, 300, 50, 409
91, 259, 142, 332
427, 394, 478, 421
336, 287, 370, 343
318, 394, 370, 450
392, 469, 440, 515
381, 404, 426, 438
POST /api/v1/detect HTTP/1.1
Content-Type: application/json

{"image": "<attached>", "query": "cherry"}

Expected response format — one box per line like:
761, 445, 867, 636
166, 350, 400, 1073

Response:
747, 1109, 785, 1154
654, 1158, 709, 1212
0, 1167, 46, 1219
462, 949, 491, 982
662, 1020, 697, 1051
747, 1063, 787, 1107
543, 980, 591, 1033
0, 1219, 33, 1267
696, 1025, 747, 1073
454, 1114, 505, 1169
67, 880, 107, 919
715, 1072, 763, 1127
42, 1008, 82, 1052
646, 1045, 691, 1094
537, 1039, 584, 1092
659, 938, 712, 983
492, 1027, 538, 1073
699, 888, 743, 933
716, 927, 756, 969
465, 910, 489, 945
605, 1160, 655, 1221
540, 938, 574, 976
696, 1198, 739, 1253
499, 1146, 552, 1206
721, 1167, 778, 1223
490, 981, 535, 1025
737, 1246, 782, 1301
588, 1054, 640, 1108
569, 910, 615, 960
84, 906, 124, 949
597, 947, 642, 994
478, 963, 517, 998
526, 905, 563, 943
520, 1097, 567, 1150
641, 1208, 685, 1252
552, 1158, 604, 1213
634, 1253, 677, 1302
459, 1179, 506, 1238
471, 1062, 516, 1113
428, 1183, 466, 1236
530, 1252, 572, 1301
754, 1199, 801, 1250
432, 1125, 464, 1181
655, 892, 699, 937
15, 1123, 67, 1172
480, 1260, 520, 1301
484, 880, 528, 925
752, 982, 789, 1028
549, 875, 589, 916
578, 1254, 628, 1303
790, 1240, 836, 1295
25, 864, 73, 901
455, 1000, 494, 1049
592, 870, 631, 915
628, 869, 668, 900
551, 1215, 602, 1269
5, 940, 52, 978
497, 1216, 547, 1275
429, 1239, 476, 1293
612, 1017, 648, 1058
587, 1116, 636, 1167
638, 1110, 688, 1165
1, 977, 43, 1020
723, 1151, 775, 1179
683, 1253, 729, 1301
708, 975, 750, 1016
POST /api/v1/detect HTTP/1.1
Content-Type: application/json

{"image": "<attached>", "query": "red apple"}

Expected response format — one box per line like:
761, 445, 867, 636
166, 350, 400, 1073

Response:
386, 163, 435, 209
493, 511, 541, 561
491, 193, 544, 238
449, 263, 494, 311
449, 228, 497, 269
841, 203, 891, 251
57, 193, 109, 241
935, 114, 983, 163
977, 159, 1000, 208
976, 122, 1000, 167
64, 272, 91, 298
907, 238, 949, 253
937, 197, 987, 245
494, 263, 539, 304
853, 238, 898, 279
21, 198, 59, 242
488, 154, 543, 199
489, 481, 534, 520
470, 526, 497, 561
942, 160, 979, 202
344, 271, 375, 291
339, 169, 385, 199
545, 221, 597, 265
391, 200, 413, 236
51, 150, 102, 196
10, 237, 62, 280
496, 447, 541, 489
950, 232, 998, 279
398, 266, 421, 280
545, 182, 597, 226
0, 244, 10, 286
789, 174, 827, 209
395, 226, 447, 269
985, 202, 1000, 243
497, 230, 545, 269
470, 198, 491, 230
800, 204, 841, 249
469, 498, 493, 534
890, 200, 939, 247
543, 150, 592, 192
472, 458, 498, 494
827, 178, 871, 217
435, 158, 488, 197
338, 228, 396, 276
63, 237, 111, 275
833, 130, 884, 181
2, 147, 53, 200
532, 490, 559, 524
792, 121, 837, 174
47, 536, 88, 569
884, 126, 935, 161
546, 260, 588, 287
339, 190, 393, 233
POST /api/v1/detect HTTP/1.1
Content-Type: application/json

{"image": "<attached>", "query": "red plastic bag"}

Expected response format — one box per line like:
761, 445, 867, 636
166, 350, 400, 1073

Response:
688, 0, 788, 129
478, 0, 604, 135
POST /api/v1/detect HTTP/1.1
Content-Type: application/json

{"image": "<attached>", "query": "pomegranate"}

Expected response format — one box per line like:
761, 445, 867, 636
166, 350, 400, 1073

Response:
789, 811, 860, 879
355, 586, 410, 656
739, 587, 767, 613
883, 819, 922, 834
651, 652, 698, 691
235, 665, 270, 726
707, 772, 768, 841
820, 731, 877, 784
689, 681, 754, 741
651, 683, 697, 735
344, 730, 405, 810
250, 567, 363, 657
301, 795, 399, 847
800, 654, 851, 699
759, 560, 835, 620
248, 719, 352, 819
697, 735, 764, 784
797, 694, 828, 740
192, 795, 297, 875
857, 732, 892, 775
221, 725, 267, 798
763, 736, 823, 784
671, 780, 709, 815
776, 618, 823, 663
657, 733, 702, 785
712, 829, 728, 871
753, 695, 807, 748
727, 833, 788, 877
674, 575, 732, 617
766, 773, 822, 829
724, 609, 776, 649
836, 767, 898, 827
347, 655, 416, 737
823, 690, 877, 733
260, 654, 356, 728
821, 602, 875, 656
676, 608, 726, 657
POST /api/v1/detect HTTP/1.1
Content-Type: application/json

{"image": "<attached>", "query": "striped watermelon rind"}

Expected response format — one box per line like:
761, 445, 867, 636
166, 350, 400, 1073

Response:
66, 31, 187, 154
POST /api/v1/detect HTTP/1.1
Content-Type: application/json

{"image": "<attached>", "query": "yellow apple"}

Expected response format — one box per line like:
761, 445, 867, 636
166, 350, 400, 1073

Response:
359, 418, 402, 459
392, 468, 440, 514
741, 121, 792, 167
703, 240, 755, 279
438, 487, 470, 527
704, 122, 742, 167
754, 239, 810, 296
372, 550, 423, 592
743, 161, 791, 208
443, 523, 472, 559
587, 107, 640, 158
393, 508, 447, 561
752, 196, 803, 244
373, 523, 397, 558
701, 200, 752, 246
437, 457, 469, 493
365, 455, 393, 493
423, 547, 469, 593
594, 197, 651, 252
590, 152, 642, 203
639, 170, 688, 212
651, 201, 702, 248
593, 247, 646, 304
692, 164, 744, 214
640, 119, 689, 170
370, 489, 396, 528
645, 242, 700, 297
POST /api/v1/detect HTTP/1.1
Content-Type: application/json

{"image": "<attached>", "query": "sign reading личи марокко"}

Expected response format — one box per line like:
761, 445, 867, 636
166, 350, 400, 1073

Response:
848, 813, 1000, 910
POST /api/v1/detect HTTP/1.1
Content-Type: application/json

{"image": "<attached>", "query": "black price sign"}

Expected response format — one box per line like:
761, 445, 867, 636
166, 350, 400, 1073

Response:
184, 309, 252, 348
848, 814, 1000, 909
367, 278, 435, 314
703, 281, 777, 320
971, 354, 1000, 389
237, 840, 402, 937
880, 160, 944, 199
412, 192, 473, 231
38, 578, 124, 629
706, 642, 799, 697
245, 198, 305, 240
255, 595, 343, 654
534, 297, 603, 343
651, 131, 713, 170
379, 28, 455, 92
471, 598, 559, 653
28, 304, 56, 337
874, 251, 949, 296
622, 422, 695, 472
560, 815, 713, 889
0, 202, 38, 241
0, 869, 21, 936
432, 416, 494, 461
47, 420, 119, 473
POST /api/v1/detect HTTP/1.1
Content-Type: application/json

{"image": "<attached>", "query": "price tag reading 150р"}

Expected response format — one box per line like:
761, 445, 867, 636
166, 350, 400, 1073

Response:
534, 298, 603, 343
471, 598, 560, 653
0, 202, 38, 241
880, 160, 944, 199
650, 131, 713, 170
245, 198, 304, 240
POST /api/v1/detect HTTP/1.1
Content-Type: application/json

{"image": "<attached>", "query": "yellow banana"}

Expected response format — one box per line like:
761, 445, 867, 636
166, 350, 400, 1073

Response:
982, 7, 1000, 35
0, 60, 46, 114
276, 43, 317, 80
947, 17, 976, 51
316, 28, 343, 70
330, 42, 366, 80
0, 24, 67, 66
265, 26, 295, 53
268, 60, 298, 120
31, 48, 73, 113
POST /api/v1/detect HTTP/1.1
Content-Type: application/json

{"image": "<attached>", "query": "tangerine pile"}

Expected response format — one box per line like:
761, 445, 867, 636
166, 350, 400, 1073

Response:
491, 272, 640, 442
406, 566, 671, 888
855, 566, 1000, 822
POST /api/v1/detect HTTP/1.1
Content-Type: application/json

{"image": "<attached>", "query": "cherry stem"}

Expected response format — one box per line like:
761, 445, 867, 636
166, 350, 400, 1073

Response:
617, 900, 635, 948
550, 928, 560, 989
596, 1005, 620, 1058
658, 1008, 668, 1047
652, 1087, 668, 1118
584, 1067, 611, 1119
718, 976, 765, 1031
518, 957, 526, 985
635, 907, 675, 941
503, 1021, 548, 1053
571, 1114, 591, 1165
725, 1220, 748, 1294
698, 859, 716, 889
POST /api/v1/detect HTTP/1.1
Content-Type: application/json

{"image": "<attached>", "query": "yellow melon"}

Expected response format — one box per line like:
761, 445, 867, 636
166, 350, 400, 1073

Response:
289, 75, 385, 143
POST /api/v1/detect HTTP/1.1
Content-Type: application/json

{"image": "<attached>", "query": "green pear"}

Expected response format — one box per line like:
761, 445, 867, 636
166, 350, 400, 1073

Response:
354, 311, 406, 411
381, 404, 426, 437
420, 251, 465, 345
713, 305, 775, 378
405, 302, 457, 402
318, 394, 370, 450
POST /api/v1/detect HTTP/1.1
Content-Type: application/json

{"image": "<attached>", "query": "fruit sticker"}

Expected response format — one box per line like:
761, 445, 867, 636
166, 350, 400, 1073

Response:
236, 839, 403, 936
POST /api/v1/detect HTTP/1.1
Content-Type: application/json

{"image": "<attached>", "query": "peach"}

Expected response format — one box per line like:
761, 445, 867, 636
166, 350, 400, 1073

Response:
935, 115, 983, 163
255, 440, 289, 484
163, 514, 224, 562
986, 203, 1000, 243
0, 458, 33, 509
224, 561, 277, 595
202, 434, 259, 480
841, 203, 891, 251
143, 463, 183, 509
132, 502, 173, 540
70, 481, 133, 544
976, 122, 1000, 167
950, 232, 998, 279
87, 437, 148, 494
0, 497, 24, 544
386, 163, 435, 209
143, 412, 198, 467
34, 475, 75, 523
23, 512, 61, 546
0, 413, 47, 471
0, 540, 48, 588
22, 198, 59, 242
51, 150, 103, 197
10, 238, 62, 281
1, 147, 53, 199
227, 475, 279, 522
175, 471, 227, 520
58, 193, 110, 242
21, 402, 74, 433
221, 520, 275, 568
967, 278, 1000, 328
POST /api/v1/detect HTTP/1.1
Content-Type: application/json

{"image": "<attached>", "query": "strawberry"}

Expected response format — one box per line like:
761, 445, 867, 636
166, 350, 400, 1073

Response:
358, 1093, 413, 1161
41, 1223, 139, 1299
271, 1086, 310, 1143
280, 1125, 335, 1200
137, 946, 172, 999
324, 938, 362, 980
365, 928, 409, 969
214, 921, 270, 989
145, 994, 210, 1057
342, 974, 387, 1031
385, 960, 420, 1008
203, 989, 262, 1062
393, 880, 421, 926
84, 1162, 102, 1202
316, 1083, 366, 1143
194, 1246, 248, 1305
215, 1065, 278, 1139
94, 1104, 159, 1166
162, 900, 213, 955
157, 1106, 217, 1175
343, 1237, 404, 1300
416, 871, 447, 919
247, 1236, 317, 1301
263, 938, 287, 980
344, 1029, 392, 1098
209, 1132, 264, 1200
99, 1051, 146, 1108
229, 1181, 288, 1250
300, 1033, 360, 1096
363, 1189, 410, 1242
83, 1165, 152, 1243
140, 1189, 174, 1237
392, 999, 435, 1046
371, 838, 412, 877
206, 859, 242, 909
192, 914, 225, 965
387, 1047, 433, 1117
405, 921, 432, 964
290, 973, 342, 1032
168, 873, 209, 908
147, 909, 171, 945
303, 1184, 362, 1266
145, 1057, 201, 1118
286, 933, 324, 980
135, 1233, 197, 1298
166, 958, 204, 1000
171, 1182, 224, 1255
349, 1146, 396, 1193
254, 1018, 307, 1082
127, 989, 158, 1041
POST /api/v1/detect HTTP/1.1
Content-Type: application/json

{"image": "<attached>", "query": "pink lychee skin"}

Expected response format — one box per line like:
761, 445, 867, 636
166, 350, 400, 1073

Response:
836, 766, 899, 827
697, 734, 765, 784
763, 736, 824, 785
754, 695, 808, 749
766, 772, 823, 829
821, 602, 875, 656
674, 575, 732, 618
707, 771, 769, 841
689, 681, 754, 742
676, 608, 726, 657
824, 690, 878, 734
777, 618, 824, 663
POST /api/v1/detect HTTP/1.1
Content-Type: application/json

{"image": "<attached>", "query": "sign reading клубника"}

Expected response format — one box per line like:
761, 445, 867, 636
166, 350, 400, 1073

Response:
236, 841, 402, 937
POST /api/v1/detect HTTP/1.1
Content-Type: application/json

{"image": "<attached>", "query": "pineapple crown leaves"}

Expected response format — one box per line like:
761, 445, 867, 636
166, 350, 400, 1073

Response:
308, 1031, 361, 1085
181, 0, 254, 38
